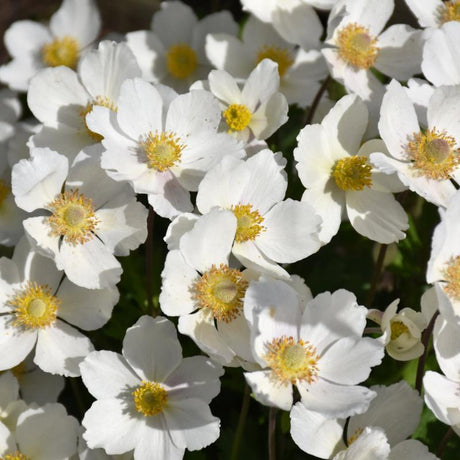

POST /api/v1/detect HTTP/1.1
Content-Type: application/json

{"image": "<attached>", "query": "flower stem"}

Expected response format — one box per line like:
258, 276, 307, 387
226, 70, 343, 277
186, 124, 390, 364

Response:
230, 383, 251, 460
268, 407, 277, 460
146, 206, 156, 316
436, 426, 453, 457
366, 244, 388, 306
415, 311, 439, 393
304, 75, 331, 126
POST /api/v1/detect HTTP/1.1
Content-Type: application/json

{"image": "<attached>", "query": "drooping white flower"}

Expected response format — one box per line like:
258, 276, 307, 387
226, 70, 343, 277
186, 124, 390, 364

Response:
196, 149, 322, 278
424, 313, 460, 436
294, 94, 408, 245
87, 78, 245, 219
290, 380, 423, 459
372, 80, 460, 207
322, 0, 422, 131
0, 237, 120, 376
0, 403, 79, 459
160, 210, 256, 369
27, 40, 141, 159
422, 21, 460, 86
0, 0, 101, 91
244, 279, 384, 414
126, 0, 238, 93
206, 59, 288, 143
80, 315, 223, 459
206, 16, 328, 107
12, 147, 148, 289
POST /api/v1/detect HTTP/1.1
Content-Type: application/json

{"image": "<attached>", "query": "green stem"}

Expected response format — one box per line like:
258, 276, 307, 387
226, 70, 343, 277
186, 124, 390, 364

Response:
436, 426, 453, 458
268, 407, 277, 460
230, 384, 251, 460
366, 244, 388, 306
303, 75, 331, 126
146, 206, 156, 316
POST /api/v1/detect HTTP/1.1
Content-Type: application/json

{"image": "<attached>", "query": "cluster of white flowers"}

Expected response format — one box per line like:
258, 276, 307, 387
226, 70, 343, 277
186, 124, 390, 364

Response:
0, 0, 459, 458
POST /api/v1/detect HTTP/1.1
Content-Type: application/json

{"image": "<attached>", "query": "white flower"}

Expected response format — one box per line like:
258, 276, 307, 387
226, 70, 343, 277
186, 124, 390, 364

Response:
126, 0, 238, 93
27, 40, 141, 159
0, 236, 120, 376
294, 94, 408, 245
405, 0, 460, 28
422, 21, 460, 86
372, 80, 460, 207
0, 0, 101, 91
244, 279, 383, 414
196, 149, 322, 278
0, 403, 79, 459
207, 59, 288, 143
80, 315, 223, 459
240, 0, 323, 49
0, 372, 27, 433
12, 147, 148, 289
87, 78, 244, 219
424, 313, 460, 436
206, 16, 327, 107
290, 380, 423, 459
160, 210, 256, 369
322, 0, 422, 131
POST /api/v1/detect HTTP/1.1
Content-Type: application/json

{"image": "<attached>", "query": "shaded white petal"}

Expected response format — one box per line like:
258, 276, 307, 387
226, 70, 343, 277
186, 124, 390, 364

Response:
245, 370, 293, 410
242, 59, 280, 110
389, 440, 438, 460
134, 421, 184, 460
428, 85, 460, 141
22, 216, 61, 264
3, 21, 51, 58
208, 69, 242, 105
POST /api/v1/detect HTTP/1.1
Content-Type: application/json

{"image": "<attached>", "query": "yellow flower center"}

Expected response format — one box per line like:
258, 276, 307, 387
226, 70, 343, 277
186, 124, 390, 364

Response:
332, 156, 373, 191
41, 36, 79, 69
231, 204, 265, 243
166, 44, 198, 79
80, 95, 118, 141
9, 282, 60, 330
264, 336, 320, 385
390, 320, 409, 340
47, 189, 99, 245
140, 131, 184, 172
223, 104, 252, 132
438, 1, 460, 24
347, 427, 364, 446
337, 23, 380, 69
443, 256, 460, 300
132, 381, 168, 416
192, 264, 248, 323
0, 179, 10, 208
256, 45, 294, 77
2, 452, 30, 460
406, 128, 460, 180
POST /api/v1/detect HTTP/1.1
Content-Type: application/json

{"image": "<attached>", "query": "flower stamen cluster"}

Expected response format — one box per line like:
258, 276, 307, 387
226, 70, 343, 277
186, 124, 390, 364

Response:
332, 156, 373, 191
256, 45, 294, 77
2, 452, 30, 460
41, 36, 79, 69
132, 381, 168, 416
443, 255, 460, 299
166, 44, 198, 79
223, 104, 251, 132
140, 131, 184, 172
231, 204, 265, 242
437, 1, 460, 24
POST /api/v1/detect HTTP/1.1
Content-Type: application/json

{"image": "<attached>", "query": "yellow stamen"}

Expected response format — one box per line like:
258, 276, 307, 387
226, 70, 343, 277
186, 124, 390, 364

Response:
41, 36, 79, 69
80, 95, 118, 141
337, 23, 379, 69
223, 104, 252, 132
166, 44, 197, 79
443, 255, 460, 300
348, 427, 364, 446
406, 128, 460, 180
256, 45, 294, 77
132, 381, 168, 416
9, 282, 59, 330
2, 452, 30, 460
332, 156, 373, 191
231, 204, 265, 242
192, 264, 248, 323
265, 336, 320, 385
140, 131, 184, 172
0, 179, 10, 208
47, 189, 99, 245
390, 320, 409, 340
438, 1, 460, 24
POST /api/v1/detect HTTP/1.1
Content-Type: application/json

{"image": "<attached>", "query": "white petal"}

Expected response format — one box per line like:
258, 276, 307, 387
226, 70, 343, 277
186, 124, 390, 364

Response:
34, 320, 94, 376
0, 372, 19, 407
404, 0, 440, 28
3, 21, 51, 58
134, 421, 184, 460
427, 85, 460, 141
208, 69, 242, 105
433, 315, 460, 381
389, 440, 438, 460
122, 315, 182, 382
345, 189, 408, 243
22, 216, 61, 264
80, 350, 140, 400
341, 0, 393, 36
245, 370, 293, 410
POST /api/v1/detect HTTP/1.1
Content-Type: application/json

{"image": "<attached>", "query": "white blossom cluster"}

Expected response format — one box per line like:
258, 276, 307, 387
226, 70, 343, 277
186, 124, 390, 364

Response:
0, 0, 459, 458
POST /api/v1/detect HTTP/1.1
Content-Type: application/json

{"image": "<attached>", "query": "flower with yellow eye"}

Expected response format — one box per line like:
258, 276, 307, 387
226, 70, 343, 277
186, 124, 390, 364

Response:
80, 315, 223, 459
244, 279, 384, 414
11, 147, 148, 290
126, 1, 238, 93
294, 94, 408, 245
372, 80, 460, 208
0, 0, 100, 92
